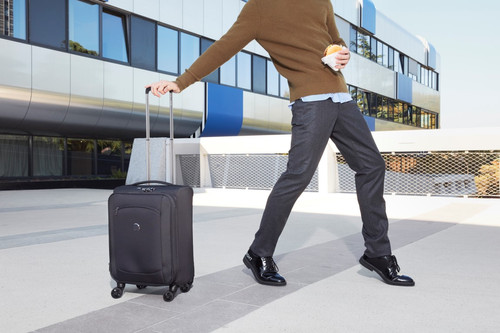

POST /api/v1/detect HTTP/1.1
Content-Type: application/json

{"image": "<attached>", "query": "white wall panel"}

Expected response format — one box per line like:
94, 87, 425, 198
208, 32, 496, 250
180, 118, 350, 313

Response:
222, 0, 240, 33
160, 0, 182, 28
412, 81, 440, 112
133, 0, 160, 21
106, 0, 133, 12
0, 39, 31, 88
0, 39, 31, 130
343, 53, 395, 98
204, 0, 223, 40
331, 0, 359, 26
375, 11, 426, 64
98, 62, 134, 136
61, 55, 104, 136
183, 0, 204, 36
24, 47, 71, 135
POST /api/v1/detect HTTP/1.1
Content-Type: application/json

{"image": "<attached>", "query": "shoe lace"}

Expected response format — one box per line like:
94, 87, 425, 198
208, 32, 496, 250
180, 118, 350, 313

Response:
388, 255, 401, 274
261, 256, 279, 273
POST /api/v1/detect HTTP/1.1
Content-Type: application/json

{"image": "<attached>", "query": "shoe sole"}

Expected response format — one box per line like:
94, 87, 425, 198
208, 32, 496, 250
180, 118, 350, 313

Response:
243, 256, 287, 287
359, 256, 415, 287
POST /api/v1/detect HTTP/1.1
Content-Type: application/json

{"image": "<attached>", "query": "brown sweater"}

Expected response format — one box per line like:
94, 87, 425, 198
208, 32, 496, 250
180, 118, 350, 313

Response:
175, 0, 347, 102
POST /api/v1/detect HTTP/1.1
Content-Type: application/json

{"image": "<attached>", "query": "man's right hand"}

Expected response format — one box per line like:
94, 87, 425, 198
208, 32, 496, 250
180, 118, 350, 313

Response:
145, 80, 180, 97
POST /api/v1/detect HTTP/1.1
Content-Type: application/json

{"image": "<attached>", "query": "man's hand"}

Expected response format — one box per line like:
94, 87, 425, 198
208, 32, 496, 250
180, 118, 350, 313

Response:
145, 80, 180, 97
335, 48, 351, 70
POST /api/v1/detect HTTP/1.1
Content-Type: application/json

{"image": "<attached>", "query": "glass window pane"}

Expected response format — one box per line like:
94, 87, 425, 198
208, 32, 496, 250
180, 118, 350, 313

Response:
252, 55, 266, 94
29, 0, 66, 49
220, 55, 236, 86
97, 140, 123, 177
0, 135, 28, 177
388, 47, 394, 70
102, 10, 128, 62
349, 25, 357, 52
69, 0, 99, 56
33, 137, 63, 176
376, 39, 383, 64
1, 0, 26, 39
201, 38, 219, 83
180, 32, 199, 72
266, 60, 279, 96
157, 25, 178, 74
237, 51, 251, 90
382, 44, 388, 67
279, 75, 289, 99
131, 16, 155, 70
357, 31, 370, 58
67, 138, 94, 176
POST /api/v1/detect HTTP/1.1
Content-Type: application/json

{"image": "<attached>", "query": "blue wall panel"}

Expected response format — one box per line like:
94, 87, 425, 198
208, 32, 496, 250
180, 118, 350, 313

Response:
202, 83, 243, 137
397, 73, 413, 104
361, 0, 376, 35
363, 115, 375, 131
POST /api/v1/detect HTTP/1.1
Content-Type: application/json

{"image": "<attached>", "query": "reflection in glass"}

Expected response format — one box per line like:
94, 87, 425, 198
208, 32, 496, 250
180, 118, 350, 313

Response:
131, 16, 155, 70
253, 55, 266, 94
69, 0, 99, 56
29, 0, 66, 49
0, 135, 28, 177
97, 140, 123, 177
158, 25, 178, 74
267, 60, 279, 96
33, 137, 63, 176
220, 55, 236, 86
349, 25, 357, 52
0, 0, 26, 39
279, 75, 289, 99
67, 138, 95, 176
103, 10, 128, 62
201, 38, 219, 83
180, 32, 199, 72
237, 52, 251, 90
356, 32, 370, 58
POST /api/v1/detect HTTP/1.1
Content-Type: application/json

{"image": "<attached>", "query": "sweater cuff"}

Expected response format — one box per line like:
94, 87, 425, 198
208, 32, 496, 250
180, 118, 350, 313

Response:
175, 69, 201, 92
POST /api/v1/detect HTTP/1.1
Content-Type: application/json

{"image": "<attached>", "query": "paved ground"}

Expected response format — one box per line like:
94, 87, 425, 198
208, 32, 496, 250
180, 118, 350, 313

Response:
1, 188, 499, 333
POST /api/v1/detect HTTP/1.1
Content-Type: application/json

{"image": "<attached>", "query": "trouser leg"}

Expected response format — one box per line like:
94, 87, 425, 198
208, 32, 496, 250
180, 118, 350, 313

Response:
330, 101, 392, 257
250, 99, 338, 257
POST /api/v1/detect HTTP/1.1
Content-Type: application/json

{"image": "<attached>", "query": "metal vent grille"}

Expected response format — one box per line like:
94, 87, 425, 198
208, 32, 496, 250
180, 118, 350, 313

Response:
207, 154, 319, 191
178, 154, 200, 187
337, 151, 499, 197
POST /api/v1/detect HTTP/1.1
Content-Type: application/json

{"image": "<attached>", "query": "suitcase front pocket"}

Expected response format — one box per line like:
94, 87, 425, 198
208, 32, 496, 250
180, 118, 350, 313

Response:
110, 205, 173, 285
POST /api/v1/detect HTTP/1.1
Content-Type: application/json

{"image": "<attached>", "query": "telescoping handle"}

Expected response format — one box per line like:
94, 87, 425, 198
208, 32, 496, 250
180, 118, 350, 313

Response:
144, 87, 175, 183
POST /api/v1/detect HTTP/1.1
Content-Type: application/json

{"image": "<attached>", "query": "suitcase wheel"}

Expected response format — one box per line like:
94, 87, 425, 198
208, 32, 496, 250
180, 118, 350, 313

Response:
136, 285, 147, 290
163, 291, 175, 302
180, 283, 192, 293
111, 287, 123, 299
111, 282, 125, 299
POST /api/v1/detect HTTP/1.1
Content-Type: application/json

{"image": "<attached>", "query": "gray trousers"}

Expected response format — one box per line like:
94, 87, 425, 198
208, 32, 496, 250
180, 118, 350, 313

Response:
250, 98, 392, 258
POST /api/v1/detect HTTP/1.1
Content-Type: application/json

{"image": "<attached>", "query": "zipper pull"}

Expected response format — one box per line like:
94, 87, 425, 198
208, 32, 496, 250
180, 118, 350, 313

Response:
114, 207, 119, 215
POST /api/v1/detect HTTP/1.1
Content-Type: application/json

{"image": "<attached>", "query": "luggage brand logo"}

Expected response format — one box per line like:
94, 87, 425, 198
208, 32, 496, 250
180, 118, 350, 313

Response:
133, 223, 141, 231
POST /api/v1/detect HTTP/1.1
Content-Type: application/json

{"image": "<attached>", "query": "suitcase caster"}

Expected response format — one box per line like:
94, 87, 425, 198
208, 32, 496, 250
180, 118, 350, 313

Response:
163, 284, 180, 302
163, 291, 175, 302
180, 283, 192, 293
111, 283, 125, 299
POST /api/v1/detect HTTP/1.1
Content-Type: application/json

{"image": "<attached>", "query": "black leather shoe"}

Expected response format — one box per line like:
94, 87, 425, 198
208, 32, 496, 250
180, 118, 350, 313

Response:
243, 250, 287, 286
359, 254, 415, 286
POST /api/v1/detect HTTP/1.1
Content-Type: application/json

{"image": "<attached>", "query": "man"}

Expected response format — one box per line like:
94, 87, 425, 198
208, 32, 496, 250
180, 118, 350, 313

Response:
147, 0, 414, 287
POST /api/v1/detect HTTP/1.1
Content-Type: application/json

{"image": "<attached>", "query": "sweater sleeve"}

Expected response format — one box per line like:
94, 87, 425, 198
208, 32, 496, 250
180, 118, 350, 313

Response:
175, 0, 259, 91
326, 1, 346, 47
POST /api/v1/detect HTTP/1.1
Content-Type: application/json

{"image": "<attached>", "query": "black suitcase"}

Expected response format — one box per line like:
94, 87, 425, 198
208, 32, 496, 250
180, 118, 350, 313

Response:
108, 89, 194, 302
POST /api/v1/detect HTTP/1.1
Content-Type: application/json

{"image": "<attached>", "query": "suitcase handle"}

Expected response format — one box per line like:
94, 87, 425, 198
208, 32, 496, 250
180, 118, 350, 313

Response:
144, 87, 175, 183
131, 180, 173, 186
